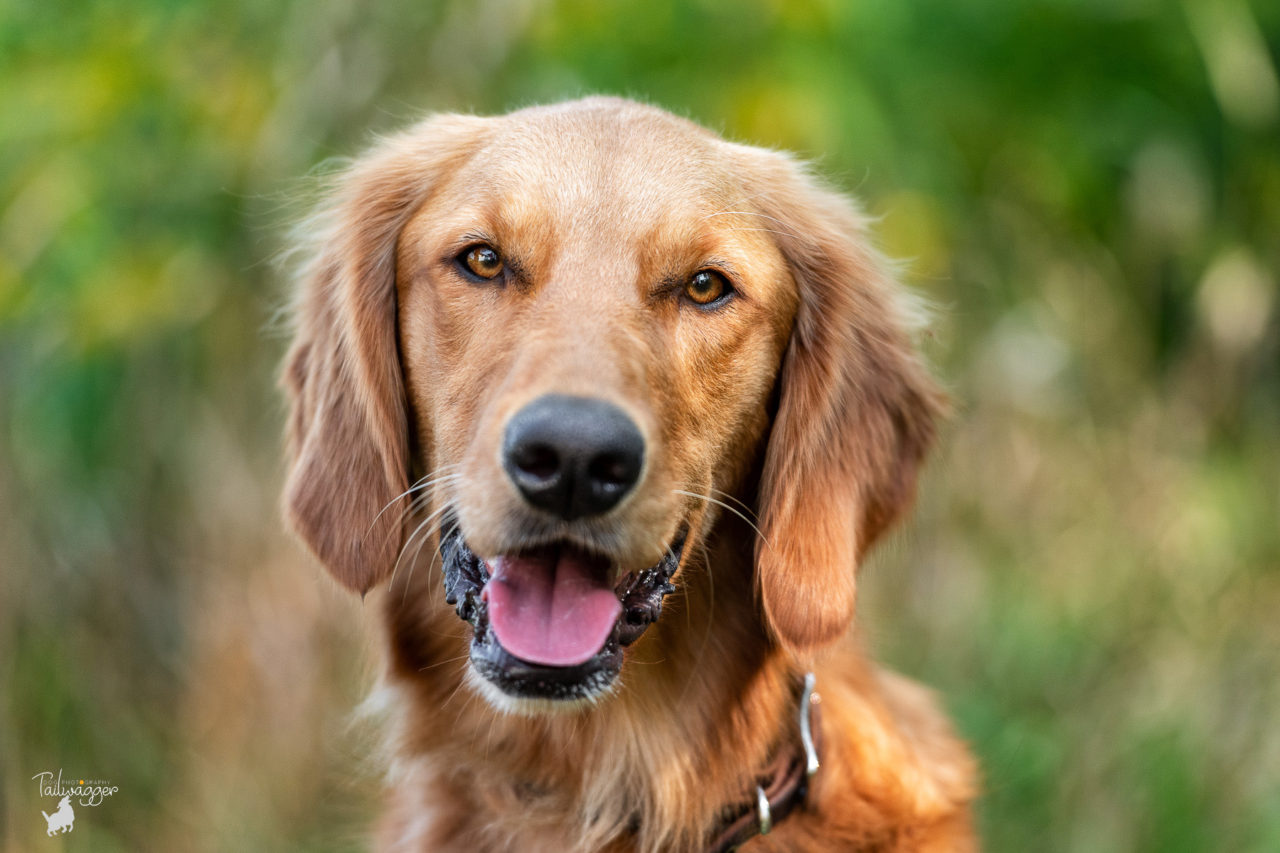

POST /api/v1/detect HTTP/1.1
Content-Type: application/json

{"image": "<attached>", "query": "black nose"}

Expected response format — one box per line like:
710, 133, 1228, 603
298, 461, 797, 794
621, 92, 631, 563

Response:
502, 394, 645, 521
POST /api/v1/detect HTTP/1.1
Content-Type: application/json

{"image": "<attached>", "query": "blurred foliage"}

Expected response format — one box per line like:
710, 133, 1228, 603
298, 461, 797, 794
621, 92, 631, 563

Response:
2, 0, 1278, 851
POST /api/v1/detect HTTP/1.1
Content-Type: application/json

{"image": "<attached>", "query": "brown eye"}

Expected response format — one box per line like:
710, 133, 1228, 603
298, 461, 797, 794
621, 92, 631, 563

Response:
684, 270, 732, 306
461, 245, 504, 279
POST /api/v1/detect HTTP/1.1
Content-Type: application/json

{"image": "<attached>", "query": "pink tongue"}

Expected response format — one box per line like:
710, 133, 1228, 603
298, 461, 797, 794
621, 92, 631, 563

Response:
485, 550, 621, 667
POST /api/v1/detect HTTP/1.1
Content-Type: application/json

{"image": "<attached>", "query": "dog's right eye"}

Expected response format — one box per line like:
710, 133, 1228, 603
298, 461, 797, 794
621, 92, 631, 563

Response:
458, 244, 505, 280
683, 269, 734, 307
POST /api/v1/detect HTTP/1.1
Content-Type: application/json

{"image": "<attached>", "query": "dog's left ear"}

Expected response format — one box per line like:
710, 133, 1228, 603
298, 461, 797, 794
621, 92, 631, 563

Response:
748, 151, 947, 654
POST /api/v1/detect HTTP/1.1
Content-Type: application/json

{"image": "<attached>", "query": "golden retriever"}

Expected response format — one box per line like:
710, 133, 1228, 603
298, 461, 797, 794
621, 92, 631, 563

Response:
282, 97, 976, 852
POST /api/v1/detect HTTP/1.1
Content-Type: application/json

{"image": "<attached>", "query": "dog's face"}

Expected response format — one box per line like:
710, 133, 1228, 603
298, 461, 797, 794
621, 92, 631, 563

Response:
283, 98, 941, 711
393, 111, 797, 703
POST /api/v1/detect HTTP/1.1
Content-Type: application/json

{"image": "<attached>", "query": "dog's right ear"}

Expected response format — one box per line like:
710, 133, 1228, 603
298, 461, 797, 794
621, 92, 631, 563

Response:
282, 115, 485, 594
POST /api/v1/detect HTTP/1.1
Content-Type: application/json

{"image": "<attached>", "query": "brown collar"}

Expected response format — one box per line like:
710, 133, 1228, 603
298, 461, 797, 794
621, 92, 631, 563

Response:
707, 673, 823, 853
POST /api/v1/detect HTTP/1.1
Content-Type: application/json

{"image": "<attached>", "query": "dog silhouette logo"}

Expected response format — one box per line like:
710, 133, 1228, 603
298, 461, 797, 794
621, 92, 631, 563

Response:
42, 794, 75, 835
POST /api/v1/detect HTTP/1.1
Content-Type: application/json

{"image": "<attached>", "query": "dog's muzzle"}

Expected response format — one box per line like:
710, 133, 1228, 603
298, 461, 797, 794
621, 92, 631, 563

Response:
441, 526, 683, 702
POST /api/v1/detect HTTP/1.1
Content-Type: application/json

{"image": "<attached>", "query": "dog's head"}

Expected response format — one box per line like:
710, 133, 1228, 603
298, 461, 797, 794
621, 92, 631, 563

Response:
282, 98, 942, 710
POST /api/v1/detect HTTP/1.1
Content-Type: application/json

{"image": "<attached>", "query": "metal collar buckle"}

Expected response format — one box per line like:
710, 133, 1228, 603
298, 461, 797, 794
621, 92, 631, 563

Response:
753, 671, 819, 837
799, 671, 820, 777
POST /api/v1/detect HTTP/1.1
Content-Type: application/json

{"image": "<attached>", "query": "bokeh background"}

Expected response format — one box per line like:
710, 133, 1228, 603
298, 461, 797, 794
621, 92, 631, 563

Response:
3, 1, 1278, 850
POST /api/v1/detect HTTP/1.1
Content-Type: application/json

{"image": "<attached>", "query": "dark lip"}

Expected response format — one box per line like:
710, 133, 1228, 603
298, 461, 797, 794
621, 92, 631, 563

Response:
440, 525, 685, 701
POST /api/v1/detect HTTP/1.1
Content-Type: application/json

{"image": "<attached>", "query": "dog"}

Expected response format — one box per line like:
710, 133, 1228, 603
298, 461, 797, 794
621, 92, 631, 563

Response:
42, 795, 74, 836
282, 97, 976, 851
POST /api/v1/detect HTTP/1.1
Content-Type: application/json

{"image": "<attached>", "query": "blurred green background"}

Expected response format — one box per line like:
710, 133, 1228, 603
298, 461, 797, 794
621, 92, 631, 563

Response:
2, 0, 1278, 850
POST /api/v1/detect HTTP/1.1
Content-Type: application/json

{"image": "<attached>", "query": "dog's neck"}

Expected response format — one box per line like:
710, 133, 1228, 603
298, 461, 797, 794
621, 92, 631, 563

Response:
378, 514, 805, 852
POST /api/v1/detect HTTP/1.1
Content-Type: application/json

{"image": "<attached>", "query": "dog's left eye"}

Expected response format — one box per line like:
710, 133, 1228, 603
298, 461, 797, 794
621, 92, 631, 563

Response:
458, 244, 505, 280
684, 270, 733, 307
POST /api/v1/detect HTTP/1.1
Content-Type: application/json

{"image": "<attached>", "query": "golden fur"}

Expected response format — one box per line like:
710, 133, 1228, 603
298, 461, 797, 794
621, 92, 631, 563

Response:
282, 97, 977, 851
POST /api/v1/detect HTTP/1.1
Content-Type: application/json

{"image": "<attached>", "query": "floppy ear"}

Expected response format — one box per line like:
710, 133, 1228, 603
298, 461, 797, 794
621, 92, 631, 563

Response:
750, 152, 946, 653
282, 115, 484, 594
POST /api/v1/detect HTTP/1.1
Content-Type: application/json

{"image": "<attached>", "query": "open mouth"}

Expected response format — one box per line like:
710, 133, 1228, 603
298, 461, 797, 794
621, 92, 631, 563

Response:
440, 526, 685, 703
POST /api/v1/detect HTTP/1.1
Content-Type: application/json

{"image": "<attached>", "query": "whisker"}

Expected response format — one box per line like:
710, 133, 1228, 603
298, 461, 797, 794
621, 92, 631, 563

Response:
700, 209, 792, 227
419, 650, 476, 671
672, 488, 773, 553
697, 541, 717, 667
442, 662, 473, 715
365, 475, 430, 536
417, 653, 473, 672
676, 541, 717, 709
392, 505, 449, 589
404, 471, 462, 518
666, 542, 694, 639
720, 226, 802, 240
399, 507, 458, 601
697, 189, 783, 222
428, 519, 461, 578
366, 466, 462, 534
389, 500, 456, 593
405, 518, 459, 608
698, 207, 803, 241
451, 683, 483, 731
705, 486, 759, 523
699, 540, 716, 650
